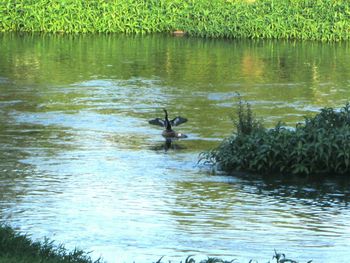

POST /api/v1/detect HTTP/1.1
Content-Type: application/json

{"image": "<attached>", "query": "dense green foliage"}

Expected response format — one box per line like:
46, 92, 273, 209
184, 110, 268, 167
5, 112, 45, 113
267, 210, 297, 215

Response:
0, 225, 101, 263
1, 0, 350, 41
201, 102, 350, 176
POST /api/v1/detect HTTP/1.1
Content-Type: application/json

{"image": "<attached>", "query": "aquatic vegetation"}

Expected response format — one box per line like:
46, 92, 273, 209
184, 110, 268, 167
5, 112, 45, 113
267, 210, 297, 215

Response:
1, 0, 350, 41
200, 101, 350, 176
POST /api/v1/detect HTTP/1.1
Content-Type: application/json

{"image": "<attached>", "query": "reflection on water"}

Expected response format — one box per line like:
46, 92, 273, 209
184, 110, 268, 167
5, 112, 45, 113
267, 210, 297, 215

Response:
1, 33, 350, 263
149, 139, 188, 152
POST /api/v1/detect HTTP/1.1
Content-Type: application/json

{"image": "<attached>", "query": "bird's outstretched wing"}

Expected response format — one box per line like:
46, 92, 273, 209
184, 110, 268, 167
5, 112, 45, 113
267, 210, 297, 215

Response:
149, 118, 165, 127
170, 116, 188, 126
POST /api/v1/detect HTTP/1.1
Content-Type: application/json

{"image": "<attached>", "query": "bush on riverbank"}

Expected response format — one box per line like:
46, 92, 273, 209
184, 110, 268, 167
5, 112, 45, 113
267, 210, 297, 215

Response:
200, 101, 350, 176
1, 0, 350, 41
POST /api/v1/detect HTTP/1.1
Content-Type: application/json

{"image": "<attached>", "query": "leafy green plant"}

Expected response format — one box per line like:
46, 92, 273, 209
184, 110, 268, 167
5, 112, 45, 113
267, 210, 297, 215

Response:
200, 101, 350, 176
1, 0, 350, 41
233, 98, 264, 136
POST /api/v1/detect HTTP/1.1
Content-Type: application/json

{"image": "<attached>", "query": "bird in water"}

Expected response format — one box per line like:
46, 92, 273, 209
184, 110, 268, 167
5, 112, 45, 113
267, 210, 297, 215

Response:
149, 109, 188, 138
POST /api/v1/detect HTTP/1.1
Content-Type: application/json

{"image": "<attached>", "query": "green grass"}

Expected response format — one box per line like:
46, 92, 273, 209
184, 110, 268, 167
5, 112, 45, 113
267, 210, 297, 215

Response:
200, 100, 350, 176
0, 225, 102, 263
0, 225, 310, 263
1, 0, 350, 41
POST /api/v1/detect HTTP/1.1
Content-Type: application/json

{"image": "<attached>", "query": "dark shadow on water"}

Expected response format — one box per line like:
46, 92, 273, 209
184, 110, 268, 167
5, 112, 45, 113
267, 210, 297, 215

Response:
149, 138, 187, 152
228, 172, 350, 208
170, 170, 350, 238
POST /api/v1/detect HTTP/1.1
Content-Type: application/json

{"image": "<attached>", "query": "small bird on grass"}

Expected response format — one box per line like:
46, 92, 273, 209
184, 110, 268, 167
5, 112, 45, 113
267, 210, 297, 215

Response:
149, 109, 188, 138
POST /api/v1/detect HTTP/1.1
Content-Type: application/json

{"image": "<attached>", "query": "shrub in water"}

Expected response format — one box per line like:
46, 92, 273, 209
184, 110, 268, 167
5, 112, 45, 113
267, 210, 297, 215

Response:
201, 101, 350, 176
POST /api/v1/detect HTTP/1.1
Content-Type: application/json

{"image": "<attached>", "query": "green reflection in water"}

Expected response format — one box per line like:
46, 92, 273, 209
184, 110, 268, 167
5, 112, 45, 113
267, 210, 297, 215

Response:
1, 33, 350, 173
1, 33, 350, 263
1, 33, 350, 124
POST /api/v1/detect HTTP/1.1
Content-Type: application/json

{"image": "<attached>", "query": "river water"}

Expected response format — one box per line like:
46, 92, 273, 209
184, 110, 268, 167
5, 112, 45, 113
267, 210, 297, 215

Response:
1, 33, 350, 262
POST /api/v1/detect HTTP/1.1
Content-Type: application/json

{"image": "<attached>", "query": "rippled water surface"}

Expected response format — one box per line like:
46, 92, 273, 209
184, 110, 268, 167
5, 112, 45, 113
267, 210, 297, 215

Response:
1, 33, 350, 262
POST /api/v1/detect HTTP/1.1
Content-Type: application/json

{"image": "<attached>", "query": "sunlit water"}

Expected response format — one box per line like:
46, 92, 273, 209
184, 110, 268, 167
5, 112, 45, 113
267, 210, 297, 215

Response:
1, 33, 350, 262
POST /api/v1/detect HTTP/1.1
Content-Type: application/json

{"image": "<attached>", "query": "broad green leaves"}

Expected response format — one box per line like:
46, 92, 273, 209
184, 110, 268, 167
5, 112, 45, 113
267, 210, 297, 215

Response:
201, 102, 350, 176
1, 0, 350, 41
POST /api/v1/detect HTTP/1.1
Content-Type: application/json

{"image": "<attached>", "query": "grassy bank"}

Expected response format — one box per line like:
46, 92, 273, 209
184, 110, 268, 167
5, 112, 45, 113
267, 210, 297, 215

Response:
0, 225, 102, 263
1, 0, 350, 41
201, 101, 350, 176
0, 225, 309, 263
